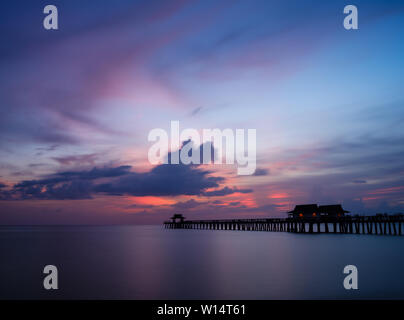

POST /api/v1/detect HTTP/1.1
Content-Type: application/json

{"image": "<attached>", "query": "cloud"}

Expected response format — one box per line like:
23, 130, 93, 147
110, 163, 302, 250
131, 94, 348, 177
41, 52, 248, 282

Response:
202, 186, 252, 197
236, 167, 269, 178
252, 167, 269, 176
15, 166, 131, 188
28, 163, 48, 168
0, 1, 191, 149
8, 166, 132, 200
171, 199, 205, 209
3, 158, 256, 200
2, 139, 257, 200
52, 153, 99, 166
166, 139, 216, 164
95, 163, 223, 197
35, 144, 59, 156
0, 182, 12, 200
190, 106, 203, 116
16, 180, 94, 200
212, 200, 223, 204
353, 180, 367, 184
3, 162, 229, 200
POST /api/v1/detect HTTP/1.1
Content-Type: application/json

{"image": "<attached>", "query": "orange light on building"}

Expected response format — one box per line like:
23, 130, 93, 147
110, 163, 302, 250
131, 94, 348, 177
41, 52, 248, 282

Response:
299, 213, 303, 217
313, 212, 317, 217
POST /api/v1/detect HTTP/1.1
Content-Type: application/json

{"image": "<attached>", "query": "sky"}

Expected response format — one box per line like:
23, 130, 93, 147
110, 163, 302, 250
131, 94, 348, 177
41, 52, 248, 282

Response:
0, 0, 404, 224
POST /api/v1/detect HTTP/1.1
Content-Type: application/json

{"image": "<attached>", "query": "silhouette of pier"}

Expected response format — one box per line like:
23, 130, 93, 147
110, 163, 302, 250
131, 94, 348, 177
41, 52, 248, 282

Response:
164, 214, 404, 235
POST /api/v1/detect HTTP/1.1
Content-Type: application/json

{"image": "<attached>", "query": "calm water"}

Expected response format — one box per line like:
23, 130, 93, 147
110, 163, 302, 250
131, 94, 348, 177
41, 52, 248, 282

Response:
0, 225, 403, 299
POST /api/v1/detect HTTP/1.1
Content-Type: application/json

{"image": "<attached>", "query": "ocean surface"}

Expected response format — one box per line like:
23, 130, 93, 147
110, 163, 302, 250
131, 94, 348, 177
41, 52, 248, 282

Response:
0, 225, 403, 299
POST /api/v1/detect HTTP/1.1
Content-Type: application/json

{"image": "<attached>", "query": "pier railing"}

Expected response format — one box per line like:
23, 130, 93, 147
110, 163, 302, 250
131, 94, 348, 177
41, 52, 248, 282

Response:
164, 215, 404, 235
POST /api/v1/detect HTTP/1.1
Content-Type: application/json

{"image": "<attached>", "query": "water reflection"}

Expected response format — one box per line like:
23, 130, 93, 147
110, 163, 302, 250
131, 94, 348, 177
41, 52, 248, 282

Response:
0, 225, 403, 299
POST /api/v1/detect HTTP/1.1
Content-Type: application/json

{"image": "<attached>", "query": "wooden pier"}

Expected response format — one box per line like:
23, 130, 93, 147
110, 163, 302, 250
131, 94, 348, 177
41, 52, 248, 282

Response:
164, 215, 404, 235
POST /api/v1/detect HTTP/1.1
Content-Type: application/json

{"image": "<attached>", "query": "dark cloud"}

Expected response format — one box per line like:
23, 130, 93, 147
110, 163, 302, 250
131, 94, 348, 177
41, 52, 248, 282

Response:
166, 140, 216, 164
2, 140, 252, 200
202, 186, 252, 197
0, 183, 12, 200
2, 162, 240, 200
252, 168, 269, 176
9, 166, 132, 200
171, 199, 205, 209
190, 106, 203, 116
94, 164, 223, 197
15, 180, 94, 200
15, 166, 131, 188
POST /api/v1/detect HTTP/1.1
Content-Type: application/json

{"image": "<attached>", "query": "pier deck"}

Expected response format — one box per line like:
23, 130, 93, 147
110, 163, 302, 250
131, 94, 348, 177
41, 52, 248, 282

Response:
164, 215, 404, 235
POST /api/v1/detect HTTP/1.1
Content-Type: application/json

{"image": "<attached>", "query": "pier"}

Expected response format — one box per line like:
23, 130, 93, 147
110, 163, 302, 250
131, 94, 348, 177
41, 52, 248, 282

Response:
164, 214, 404, 235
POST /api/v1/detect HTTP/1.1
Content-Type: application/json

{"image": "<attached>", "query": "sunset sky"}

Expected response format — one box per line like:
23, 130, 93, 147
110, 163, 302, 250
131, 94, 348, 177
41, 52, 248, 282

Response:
1, 0, 404, 224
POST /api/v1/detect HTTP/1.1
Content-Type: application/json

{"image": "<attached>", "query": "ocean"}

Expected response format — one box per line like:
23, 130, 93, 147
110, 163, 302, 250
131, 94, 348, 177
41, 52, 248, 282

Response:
0, 225, 403, 299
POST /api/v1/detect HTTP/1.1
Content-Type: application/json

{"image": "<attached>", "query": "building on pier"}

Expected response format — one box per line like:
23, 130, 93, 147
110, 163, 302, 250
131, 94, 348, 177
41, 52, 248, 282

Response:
288, 204, 318, 218
288, 204, 349, 218
318, 204, 349, 217
170, 214, 185, 223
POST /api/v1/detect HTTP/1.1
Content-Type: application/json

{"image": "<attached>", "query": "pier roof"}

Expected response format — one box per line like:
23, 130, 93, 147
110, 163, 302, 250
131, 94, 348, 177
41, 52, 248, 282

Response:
318, 205, 350, 214
288, 204, 318, 214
